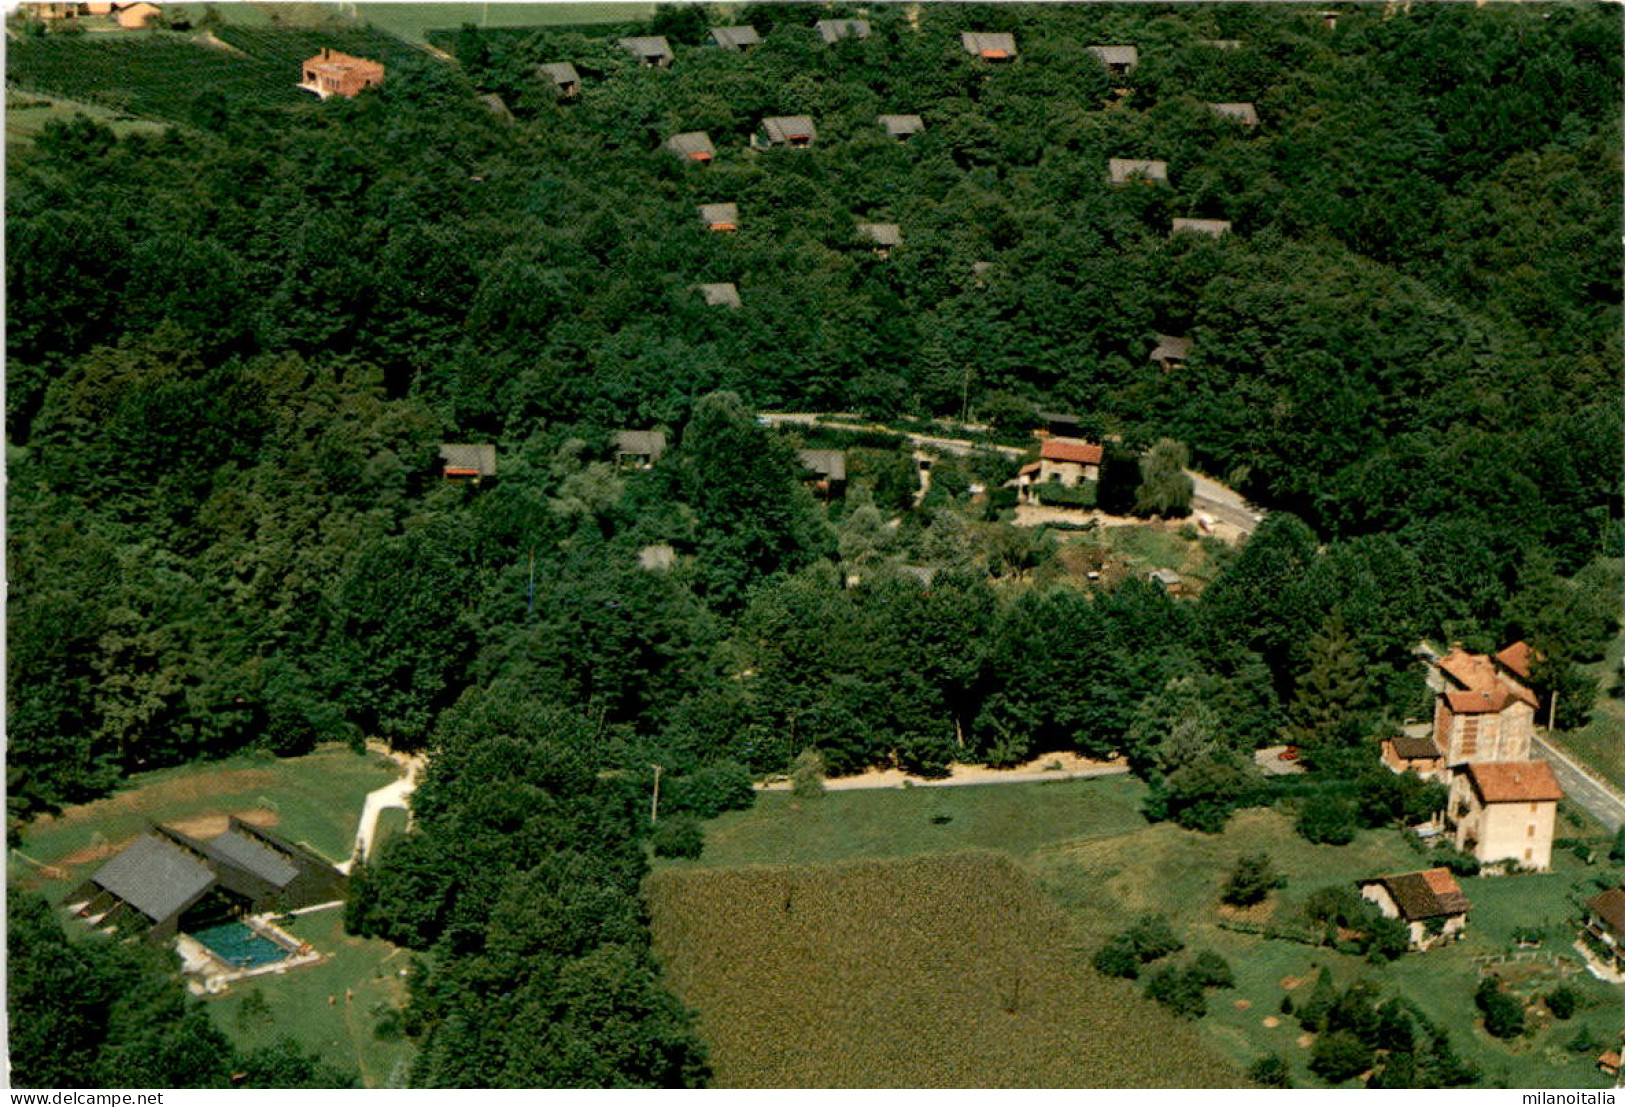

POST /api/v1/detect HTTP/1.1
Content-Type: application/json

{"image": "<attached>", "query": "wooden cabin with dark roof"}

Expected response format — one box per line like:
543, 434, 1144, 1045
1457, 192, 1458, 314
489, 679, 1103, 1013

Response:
756, 115, 817, 149
878, 114, 926, 140
1584, 886, 1625, 971
538, 61, 581, 98
710, 25, 761, 52
619, 35, 674, 67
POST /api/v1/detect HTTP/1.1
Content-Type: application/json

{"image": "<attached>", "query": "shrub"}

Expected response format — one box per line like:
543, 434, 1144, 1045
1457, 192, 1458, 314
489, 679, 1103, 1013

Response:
1189, 950, 1235, 989
650, 815, 704, 860
1144, 964, 1207, 1019
1308, 1030, 1374, 1084
1474, 978, 1524, 1039
1246, 1053, 1291, 1088
1297, 797, 1358, 844
665, 761, 755, 820
790, 748, 826, 798
1093, 914, 1184, 979
1034, 481, 1096, 509
1609, 824, 1625, 864
1545, 985, 1578, 1020
1221, 853, 1282, 907
1092, 934, 1142, 979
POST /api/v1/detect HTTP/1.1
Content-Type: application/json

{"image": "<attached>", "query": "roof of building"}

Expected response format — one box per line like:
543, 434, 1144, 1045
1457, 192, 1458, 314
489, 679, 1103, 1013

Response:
696, 282, 742, 308
699, 202, 739, 227
439, 443, 497, 477
91, 834, 216, 923
710, 25, 761, 50
962, 31, 1017, 58
878, 114, 926, 136
1388, 734, 1443, 760
814, 18, 870, 43
480, 92, 513, 121
616, 429, 667, 457
303, 49, 385, 79
638, 543, 676, 571
1496, 641, 1538, 680
1588, 887, 1625, 939
1109, 158, 1168, 183
619, 36, 673, 61
1172, 217, 1232, 237
202, 824, 299, 888
1149, 568, 1183, 587
857, 222, 903, 247
900, 564, 939, 587
1087, 44, 1139, 68
761, 115, 817, 144
1019, 461, 1041, 477
538, 61, 580, 85
667, 131, 716, 161
1201, 38, 1244, 49
1463, 760, 1564, 804
1362, 867, 1471, 921
1436, 646, 1538, 709
1209, 102, 1259, 125
1151, 334, 1193, 362
797, 448, 847, 481
1040, 438, 1103, 465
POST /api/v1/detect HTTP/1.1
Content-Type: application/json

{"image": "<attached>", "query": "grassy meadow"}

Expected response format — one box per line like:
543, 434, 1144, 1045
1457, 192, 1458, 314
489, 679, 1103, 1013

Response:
349, 2, 656, 41
648, 851, 1241, 1088
1556, 616, 1625, 794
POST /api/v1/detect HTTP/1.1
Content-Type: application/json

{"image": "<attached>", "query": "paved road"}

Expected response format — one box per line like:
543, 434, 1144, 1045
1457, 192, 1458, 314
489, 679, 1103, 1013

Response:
1534, 734, 1625, 833
1188, 471, 1264, 536
339, 751, 423, 873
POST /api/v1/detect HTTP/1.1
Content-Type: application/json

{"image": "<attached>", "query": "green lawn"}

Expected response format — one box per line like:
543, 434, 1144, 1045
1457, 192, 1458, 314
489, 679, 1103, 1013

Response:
349, 2, 654, 42
10, 744, 398, 904
205, 907, 416, 1088
659, 774, 1153, 871
6, 89, 171, 148
1553, 617, 1625, 794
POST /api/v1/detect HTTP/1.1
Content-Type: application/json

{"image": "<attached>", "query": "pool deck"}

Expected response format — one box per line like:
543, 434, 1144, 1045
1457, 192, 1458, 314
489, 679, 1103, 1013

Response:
179, 914, 323, 995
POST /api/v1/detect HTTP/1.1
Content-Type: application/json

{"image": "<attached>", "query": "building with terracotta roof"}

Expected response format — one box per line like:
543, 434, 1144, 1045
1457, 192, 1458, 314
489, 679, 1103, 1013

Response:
1039, 437, 1103, 486
1427, 644, 1539, 767
1358, 867, 1471, 950
699, 202, 739, 232
299, 49, 385, 100
1449, 760, 1562, 870
1381, 733, 1445, 780
756, 115, 817, 149
961, 32, 1017, 60
667, 131, 716, 163
1584, 886, 1625, 971
1109, 158, 1168, 185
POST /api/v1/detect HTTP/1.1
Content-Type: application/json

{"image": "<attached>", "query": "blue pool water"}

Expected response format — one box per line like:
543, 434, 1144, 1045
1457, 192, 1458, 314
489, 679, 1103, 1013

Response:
191, 921, 290, 969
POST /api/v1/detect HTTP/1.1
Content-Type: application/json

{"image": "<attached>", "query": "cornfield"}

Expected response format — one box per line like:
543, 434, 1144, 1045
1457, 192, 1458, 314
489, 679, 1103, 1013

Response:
648, 850, 1241, 1088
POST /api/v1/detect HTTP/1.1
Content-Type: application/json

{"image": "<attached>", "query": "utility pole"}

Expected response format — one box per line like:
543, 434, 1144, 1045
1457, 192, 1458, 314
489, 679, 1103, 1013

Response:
649, 764, 663, 825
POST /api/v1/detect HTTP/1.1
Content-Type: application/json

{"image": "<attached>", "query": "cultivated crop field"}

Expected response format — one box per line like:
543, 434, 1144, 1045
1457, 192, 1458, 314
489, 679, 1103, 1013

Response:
351, 2, 654, 42
648, 851, 1241, 1088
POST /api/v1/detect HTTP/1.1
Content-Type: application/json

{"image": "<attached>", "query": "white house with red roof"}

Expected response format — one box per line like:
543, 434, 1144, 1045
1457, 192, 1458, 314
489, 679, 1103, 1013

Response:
1037, 437, 1102, 486
1448, 760, 1563, 870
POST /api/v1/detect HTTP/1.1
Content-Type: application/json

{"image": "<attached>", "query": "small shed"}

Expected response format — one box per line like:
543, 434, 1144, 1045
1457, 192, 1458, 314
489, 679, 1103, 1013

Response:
878, 114, 926, 140
638, 543, 677, 571
1150, 334, 1192, 370
814, 18, 869, 44
962, 32, 1017, 60
1171, 217, 1232, 238
797, 449, 847, 497
1087, 45, 1138, 75
538, 61, 581, 98
710, 25, 761, 51
758, 116, 817, 148
699, 203, 739, 232
1148, 568, 1184, 593
439, 443, 497, 481
1381, 734, 1445, 779
856, 222, 902, 258
616, 430, 667, 469
619, 36, 674, 68
1209, 102, 1259, 126
695, 282, 742, 308
667, 131, 716, 163
1108, 158, 1168, 185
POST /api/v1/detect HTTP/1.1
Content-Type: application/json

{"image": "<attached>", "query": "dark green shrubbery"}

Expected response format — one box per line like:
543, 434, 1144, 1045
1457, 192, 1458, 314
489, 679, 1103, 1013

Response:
650, 815, 705, 860
1093, 915, 1184, 979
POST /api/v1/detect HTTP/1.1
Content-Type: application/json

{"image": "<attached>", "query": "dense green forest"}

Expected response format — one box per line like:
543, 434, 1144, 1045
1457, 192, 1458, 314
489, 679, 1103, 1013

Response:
7, 0, 1621, 1088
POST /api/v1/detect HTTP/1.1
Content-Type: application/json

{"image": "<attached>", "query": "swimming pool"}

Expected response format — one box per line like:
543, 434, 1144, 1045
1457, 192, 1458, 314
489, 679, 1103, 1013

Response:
190, 921, 291, 969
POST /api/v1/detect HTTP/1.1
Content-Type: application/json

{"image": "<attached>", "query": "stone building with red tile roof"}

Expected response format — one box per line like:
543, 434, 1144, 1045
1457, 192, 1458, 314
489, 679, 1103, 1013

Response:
1038, 437, 1102, 486
1358, 867, 1471, 950
1448, 760, 1563, 870
299, 49, 385, 100
1427, 643, 1539, 767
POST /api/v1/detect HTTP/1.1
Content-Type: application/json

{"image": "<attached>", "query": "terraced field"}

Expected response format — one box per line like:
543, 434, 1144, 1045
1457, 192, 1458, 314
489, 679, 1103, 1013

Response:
648, 851, 1241, 1088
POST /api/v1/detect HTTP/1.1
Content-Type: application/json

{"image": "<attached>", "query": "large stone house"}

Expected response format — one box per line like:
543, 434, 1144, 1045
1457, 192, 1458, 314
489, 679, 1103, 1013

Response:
1449, 760, 1563, 871
1427, 644, 1539, 766
1038, 437, 1102, 485
299, 49, 385, 99
1358, 867, 1471, 951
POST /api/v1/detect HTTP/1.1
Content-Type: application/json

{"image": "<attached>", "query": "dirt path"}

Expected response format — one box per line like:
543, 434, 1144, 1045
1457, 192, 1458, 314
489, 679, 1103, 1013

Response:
341, 744, 423, 872
757, 751, 1131, 793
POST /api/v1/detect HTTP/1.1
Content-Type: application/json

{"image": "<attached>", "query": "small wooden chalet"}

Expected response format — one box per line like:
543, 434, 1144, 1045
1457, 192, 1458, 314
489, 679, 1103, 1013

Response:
878, 114, 926, 140
814, 18, 869, 44
1148, 568, 1185, 595
538, 61, 581, 98
299, 49, 385, 100
856, 222, 902, 258
667, 131, 717, 163
1209, 102, 1259, 126
439, 443, 497, 482
710, 25, 761, 51
695, 282, 742, 308
699, 203, 739, 232
1172, 217, 1232, 238
1087, 44, 1138, 76
619, 36, 674, 68
797, 449, 847, 498
1150, 333, 1192, 370
616, 430, 667, 469
1108, 158, 1168, 185
64, 820, 347, 945
1583, 886, 1625, 972
757, 116, 817, 149
962, 32, 1017, 60
1358, 867, 1470, 951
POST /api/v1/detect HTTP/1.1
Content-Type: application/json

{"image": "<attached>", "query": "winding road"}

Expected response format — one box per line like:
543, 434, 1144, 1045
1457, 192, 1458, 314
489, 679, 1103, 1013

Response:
1534, 734, 1625, 834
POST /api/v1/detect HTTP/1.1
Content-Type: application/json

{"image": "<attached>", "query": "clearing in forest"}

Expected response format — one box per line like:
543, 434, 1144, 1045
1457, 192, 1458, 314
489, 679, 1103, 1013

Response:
647, 851, 1240, 1088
